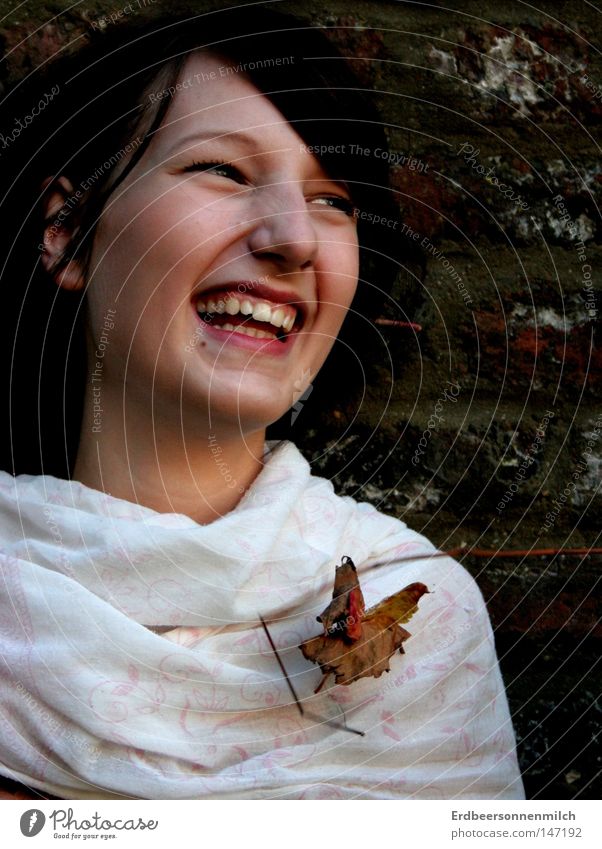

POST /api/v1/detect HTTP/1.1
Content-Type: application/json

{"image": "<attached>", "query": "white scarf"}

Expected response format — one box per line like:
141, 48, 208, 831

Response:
0, 441, 524, 799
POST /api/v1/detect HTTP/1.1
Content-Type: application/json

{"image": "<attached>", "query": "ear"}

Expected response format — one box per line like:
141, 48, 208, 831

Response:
40, 175, 86, 291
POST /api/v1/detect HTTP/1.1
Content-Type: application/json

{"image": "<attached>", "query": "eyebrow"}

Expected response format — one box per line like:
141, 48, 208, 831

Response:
161, 128, 262, 158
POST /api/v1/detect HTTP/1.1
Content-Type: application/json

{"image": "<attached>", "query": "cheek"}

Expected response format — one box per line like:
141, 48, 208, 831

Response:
322, 242, 360, 314
337, 236, 360, 299
85, 196, 191, 361
93, 179, 222, 289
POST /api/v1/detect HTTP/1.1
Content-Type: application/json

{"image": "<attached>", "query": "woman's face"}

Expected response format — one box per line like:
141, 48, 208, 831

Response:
84, 52, 359, 434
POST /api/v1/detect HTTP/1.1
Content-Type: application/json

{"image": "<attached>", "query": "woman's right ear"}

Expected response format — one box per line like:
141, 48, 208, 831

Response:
40, 175, 86, 292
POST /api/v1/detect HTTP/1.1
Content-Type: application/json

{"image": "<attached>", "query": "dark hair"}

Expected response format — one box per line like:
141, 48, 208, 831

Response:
1, 5, 404, 478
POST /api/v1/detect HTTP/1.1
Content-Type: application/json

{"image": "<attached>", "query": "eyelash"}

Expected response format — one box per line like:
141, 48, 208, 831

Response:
182, 160, 357, 217
183, 160, 246, 183
311, 196, 356, 216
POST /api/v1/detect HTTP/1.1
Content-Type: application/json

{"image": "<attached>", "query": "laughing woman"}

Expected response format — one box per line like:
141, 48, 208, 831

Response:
0, 7, 524, 799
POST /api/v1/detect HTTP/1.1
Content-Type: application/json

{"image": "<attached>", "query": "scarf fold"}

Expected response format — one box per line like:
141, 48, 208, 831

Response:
0, 441, 524, 799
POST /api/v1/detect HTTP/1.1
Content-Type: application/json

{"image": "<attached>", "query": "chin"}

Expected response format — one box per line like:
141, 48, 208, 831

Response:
185, 384, 296, 434
228, 397, 297, 433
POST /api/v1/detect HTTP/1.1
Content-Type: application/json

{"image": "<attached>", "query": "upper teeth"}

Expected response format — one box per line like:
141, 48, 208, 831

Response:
197, 295, 296, 333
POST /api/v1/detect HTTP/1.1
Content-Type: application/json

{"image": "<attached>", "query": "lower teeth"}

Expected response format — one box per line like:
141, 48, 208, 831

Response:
199, 313, 285, 342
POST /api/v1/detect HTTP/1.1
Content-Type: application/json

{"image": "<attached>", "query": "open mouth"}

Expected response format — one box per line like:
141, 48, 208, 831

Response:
195, 291, 300, 343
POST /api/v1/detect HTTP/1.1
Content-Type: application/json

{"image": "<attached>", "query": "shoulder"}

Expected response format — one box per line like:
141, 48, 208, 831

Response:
277, 441, 487, 611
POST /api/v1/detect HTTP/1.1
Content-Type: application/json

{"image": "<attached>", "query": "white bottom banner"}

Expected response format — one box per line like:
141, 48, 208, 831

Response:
0, 800, 599, 848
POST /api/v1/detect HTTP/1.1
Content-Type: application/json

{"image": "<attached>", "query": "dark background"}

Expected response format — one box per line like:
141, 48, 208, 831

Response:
1, 0, 600, 799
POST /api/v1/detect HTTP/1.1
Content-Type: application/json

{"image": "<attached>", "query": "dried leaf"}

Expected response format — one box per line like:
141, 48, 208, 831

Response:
300, 558, 429, 688
316, 555, 365, 641
366, 581, 430, 627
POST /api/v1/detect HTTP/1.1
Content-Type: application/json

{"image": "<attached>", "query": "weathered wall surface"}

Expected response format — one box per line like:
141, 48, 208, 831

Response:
1, 0, 599, 799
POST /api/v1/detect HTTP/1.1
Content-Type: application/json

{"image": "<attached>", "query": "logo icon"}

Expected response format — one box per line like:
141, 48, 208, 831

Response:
20, 810, 46, 837
291, 369, 313, 425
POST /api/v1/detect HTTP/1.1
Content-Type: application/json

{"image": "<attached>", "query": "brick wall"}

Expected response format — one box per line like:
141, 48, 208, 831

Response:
1, 0, 599, 799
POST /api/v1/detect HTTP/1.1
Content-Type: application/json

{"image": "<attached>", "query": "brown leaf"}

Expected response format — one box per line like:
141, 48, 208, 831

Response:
366, 581, 430, 627
316, 555, 365, 641
300, 559, 429, 689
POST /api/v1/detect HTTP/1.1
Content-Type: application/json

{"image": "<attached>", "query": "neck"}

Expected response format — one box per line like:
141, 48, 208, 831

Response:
73, 391, 266, 525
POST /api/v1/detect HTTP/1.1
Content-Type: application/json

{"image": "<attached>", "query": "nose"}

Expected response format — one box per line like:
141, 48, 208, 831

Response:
246, 184, 318, 271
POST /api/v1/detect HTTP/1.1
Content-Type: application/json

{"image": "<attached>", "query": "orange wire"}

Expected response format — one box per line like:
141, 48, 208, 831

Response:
391, 547, 602, 563
449, 546, 601, 558
374, 318, 423, 331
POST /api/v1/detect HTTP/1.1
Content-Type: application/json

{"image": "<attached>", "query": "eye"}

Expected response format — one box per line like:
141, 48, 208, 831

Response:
310, 196, 357, 217
182, 160, 246, 184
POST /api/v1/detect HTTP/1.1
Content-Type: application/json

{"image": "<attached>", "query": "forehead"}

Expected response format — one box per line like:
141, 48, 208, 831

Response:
154, 51, 304, 150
